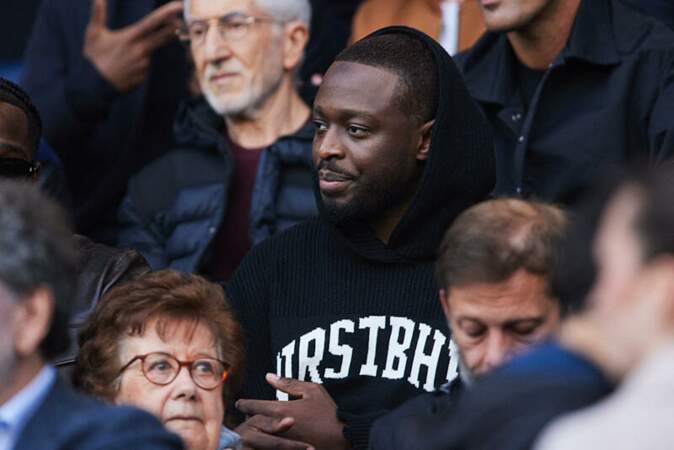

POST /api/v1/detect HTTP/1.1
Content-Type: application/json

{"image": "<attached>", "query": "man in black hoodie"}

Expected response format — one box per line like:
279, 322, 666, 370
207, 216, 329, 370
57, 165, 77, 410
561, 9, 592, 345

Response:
228, 27, 495, 450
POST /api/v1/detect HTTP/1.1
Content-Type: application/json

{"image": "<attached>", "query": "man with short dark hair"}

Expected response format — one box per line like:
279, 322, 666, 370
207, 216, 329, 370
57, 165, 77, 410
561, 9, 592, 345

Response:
0, 181, 182, 450
370, 198, 566, 450
228, 27, 495, 450
0, 78, 151, 372
0, 78, 41, 180
457, 0, 674, 203
418, 166, 674, 450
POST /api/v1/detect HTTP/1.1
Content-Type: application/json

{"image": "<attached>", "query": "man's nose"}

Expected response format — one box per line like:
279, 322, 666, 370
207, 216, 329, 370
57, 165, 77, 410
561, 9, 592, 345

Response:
482, 332, 512, 372
202, 24, 233, 61
316, 126, 346, 161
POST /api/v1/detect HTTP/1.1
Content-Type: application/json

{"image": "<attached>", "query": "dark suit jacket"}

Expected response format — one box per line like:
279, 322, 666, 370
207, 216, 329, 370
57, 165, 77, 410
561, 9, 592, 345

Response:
15, 378, 184, 450
21, 0, 189, 242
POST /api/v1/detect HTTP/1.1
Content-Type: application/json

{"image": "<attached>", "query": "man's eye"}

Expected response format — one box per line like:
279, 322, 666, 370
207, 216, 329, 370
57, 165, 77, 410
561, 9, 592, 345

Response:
511, 323, 538, 337
189, 24, 207, 38
313, 121, 327, 132
225, 20, 248, 31
460, 321, 486, 338
347, 125, 368, 137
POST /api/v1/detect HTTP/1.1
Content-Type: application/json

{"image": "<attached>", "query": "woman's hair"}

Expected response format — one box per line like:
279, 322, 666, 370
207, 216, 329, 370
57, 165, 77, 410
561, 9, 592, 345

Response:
73, 270, 245, 405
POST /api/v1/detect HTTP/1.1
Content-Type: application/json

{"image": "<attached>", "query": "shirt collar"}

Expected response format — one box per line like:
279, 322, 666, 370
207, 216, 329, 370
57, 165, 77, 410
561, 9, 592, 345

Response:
461, 0, 624, 106
0, 365, 56, 448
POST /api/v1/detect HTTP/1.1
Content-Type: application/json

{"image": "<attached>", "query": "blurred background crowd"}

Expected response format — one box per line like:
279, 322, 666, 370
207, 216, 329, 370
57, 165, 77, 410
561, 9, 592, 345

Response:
1, 1, 674, 450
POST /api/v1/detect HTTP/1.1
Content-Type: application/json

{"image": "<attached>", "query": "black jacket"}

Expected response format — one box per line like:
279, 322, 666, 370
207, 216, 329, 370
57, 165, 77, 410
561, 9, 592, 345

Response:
421, 342, 613, 450
20, 0, 189, 242
117, 98, 317, 274
369, 379, 463, 450
455, 0, 674, 203
226, 27, 495, 450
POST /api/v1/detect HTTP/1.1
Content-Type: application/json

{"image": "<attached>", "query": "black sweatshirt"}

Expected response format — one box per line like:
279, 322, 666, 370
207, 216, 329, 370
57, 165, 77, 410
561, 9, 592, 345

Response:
227, 27, 495, 449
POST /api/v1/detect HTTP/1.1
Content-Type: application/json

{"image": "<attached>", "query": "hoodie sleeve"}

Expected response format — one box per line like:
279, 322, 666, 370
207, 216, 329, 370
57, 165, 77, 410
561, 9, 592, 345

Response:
226, 243, 276, 401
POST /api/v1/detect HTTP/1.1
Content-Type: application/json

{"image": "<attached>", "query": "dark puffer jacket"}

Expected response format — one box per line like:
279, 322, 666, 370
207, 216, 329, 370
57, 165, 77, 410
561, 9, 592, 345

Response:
117, 98, 317, 273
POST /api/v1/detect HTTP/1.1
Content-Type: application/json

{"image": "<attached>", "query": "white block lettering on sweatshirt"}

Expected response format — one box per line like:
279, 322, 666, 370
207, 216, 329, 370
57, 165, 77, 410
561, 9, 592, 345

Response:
324, 320, 355, 379
358, 316, 387, 377
382, 317, 416, 380
276, 340, 296, 400
298, 327, 326, 383
407, 324, 447, 391
275, 316, 458, 398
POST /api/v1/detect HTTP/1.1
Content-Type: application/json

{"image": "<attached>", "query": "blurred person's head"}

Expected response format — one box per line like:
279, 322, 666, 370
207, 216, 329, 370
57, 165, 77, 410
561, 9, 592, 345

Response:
74, 270, 244, 450
181, 0, 311, 118
588, 165, 674, 312
0, 180, 76, 404
435, 198, 567, 378
0, 78, 41, 180
313, 32, 437, 231
477, 0, 576, 33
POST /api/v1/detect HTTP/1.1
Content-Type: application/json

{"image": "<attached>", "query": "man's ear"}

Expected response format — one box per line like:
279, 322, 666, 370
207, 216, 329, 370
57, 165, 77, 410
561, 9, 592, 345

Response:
283, 21, 309, 71
416, 119, 435, 162
14, 288, 53, 358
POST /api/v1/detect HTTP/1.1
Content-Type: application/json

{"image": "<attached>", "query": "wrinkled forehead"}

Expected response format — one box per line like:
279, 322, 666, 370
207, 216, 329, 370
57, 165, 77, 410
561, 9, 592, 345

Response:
0, 101, 31, 160
187, 0, 261, 20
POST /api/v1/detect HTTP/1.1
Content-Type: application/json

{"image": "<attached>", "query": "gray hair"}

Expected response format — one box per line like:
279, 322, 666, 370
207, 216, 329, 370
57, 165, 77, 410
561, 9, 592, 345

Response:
0, 180, 77, 359
184, 0, 312, 26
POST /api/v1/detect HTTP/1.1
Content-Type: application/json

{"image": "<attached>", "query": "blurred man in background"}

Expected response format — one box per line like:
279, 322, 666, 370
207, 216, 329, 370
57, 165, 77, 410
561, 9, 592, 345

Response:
118, 0, 317, 280
370, 198, 567, 450
0, 181, 182, 450
457, 0, 674, 204
21, 0, 189, 243
0, 77, 151, 375
535, 165, 674, 450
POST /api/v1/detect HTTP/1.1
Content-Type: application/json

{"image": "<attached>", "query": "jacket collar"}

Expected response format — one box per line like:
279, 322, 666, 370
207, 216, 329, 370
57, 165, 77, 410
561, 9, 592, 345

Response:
461, 0, 630, 106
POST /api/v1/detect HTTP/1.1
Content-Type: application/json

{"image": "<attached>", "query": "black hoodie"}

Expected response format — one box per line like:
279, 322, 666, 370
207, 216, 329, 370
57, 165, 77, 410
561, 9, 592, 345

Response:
227, 27, 495, 449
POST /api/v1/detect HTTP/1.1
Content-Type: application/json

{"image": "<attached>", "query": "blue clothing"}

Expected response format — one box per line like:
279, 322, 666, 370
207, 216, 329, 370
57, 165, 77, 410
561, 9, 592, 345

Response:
0, 366, 55, 450
20, 0, 189, 242
13, 372, 183, 450
369, 378, 463, 450
218, 425, 240, 450
419, 341, 614, 450
117, 98, 317, 274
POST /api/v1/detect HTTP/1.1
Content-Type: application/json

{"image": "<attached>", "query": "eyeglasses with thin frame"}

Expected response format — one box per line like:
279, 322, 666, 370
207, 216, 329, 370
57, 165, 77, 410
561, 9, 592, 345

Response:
0, 157, 39, 179
177, 12, 280, 46
118, 352, 230, 390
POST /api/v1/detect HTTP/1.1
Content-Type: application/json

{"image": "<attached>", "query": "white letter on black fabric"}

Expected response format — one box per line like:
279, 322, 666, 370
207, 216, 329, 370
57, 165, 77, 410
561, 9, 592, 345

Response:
382, 317, 415, 380
298, 328, 326, 383
407, 324, 447, 391
359, 316, 386, 377
325, 320, 355, 379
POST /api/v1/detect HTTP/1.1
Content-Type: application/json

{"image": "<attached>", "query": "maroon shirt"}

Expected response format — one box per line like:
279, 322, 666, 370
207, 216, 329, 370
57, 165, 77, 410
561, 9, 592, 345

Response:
205, 136, 263, 281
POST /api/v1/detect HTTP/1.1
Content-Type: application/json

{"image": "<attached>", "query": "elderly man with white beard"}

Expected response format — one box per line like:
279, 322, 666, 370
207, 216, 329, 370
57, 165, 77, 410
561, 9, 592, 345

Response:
117, 0, 316, 281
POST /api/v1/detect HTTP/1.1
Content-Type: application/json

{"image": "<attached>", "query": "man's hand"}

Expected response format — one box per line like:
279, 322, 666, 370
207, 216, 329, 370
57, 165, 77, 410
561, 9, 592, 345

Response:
84, 0, 183, 92
235, 415, 314, 450
237, 374, 350, 450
